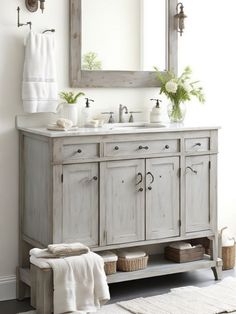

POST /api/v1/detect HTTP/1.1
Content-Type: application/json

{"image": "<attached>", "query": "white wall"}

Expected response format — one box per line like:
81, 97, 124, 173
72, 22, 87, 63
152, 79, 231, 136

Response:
0, 0, 236, 300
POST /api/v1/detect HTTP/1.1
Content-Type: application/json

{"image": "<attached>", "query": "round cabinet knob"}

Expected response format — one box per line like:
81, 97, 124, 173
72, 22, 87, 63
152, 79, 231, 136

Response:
165, 145, 170, 150
114, 146, 119, 150
77, 149, 82, 154
138, 188, 144, 192
148, 186, 152, 191
93, 176, 98, 181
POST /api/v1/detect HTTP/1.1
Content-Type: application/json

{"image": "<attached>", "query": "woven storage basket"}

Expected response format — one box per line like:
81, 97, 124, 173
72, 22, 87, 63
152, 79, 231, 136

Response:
165, 245, 204, 263
104, 261, 117, 275
117, 255, 148, 272
222, 244, 235, 270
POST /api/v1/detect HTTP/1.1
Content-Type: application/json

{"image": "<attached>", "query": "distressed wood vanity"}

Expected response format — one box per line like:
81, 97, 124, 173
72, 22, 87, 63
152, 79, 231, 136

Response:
17, 123, 222, 299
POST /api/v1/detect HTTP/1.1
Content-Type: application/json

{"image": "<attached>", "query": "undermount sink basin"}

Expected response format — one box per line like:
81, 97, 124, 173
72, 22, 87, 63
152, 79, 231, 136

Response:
106, 123, 167, 131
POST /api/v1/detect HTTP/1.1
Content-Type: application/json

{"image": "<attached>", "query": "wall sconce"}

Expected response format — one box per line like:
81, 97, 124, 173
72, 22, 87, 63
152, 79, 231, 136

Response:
25, 0, 45, 13
175, 2, 187, 36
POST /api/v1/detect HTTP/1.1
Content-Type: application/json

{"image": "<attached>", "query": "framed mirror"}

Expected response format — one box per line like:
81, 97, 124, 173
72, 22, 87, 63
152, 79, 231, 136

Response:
70, 0, 178, 88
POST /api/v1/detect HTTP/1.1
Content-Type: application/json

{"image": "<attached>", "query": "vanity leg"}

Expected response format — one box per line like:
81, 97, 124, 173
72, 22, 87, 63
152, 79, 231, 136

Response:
211, 258, 223, 280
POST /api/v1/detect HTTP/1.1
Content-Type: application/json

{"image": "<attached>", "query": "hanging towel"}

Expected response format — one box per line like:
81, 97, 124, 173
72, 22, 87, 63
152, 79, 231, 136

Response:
47, 252, 110, 314
22, 31, 58, 113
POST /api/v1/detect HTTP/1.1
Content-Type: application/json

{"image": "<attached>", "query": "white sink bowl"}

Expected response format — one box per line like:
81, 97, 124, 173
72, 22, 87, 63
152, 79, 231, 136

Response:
105, 123, 167, 131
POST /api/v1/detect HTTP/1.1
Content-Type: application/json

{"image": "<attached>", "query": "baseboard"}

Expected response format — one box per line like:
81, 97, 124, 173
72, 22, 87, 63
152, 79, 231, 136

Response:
0, 275, 16, 301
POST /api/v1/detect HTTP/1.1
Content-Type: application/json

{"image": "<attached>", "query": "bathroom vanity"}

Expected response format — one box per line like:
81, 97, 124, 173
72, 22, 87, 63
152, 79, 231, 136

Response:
17, 123, 222, 298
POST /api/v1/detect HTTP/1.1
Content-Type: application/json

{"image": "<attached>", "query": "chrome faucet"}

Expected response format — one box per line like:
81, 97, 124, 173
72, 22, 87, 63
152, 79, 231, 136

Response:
119, 104, 128, 123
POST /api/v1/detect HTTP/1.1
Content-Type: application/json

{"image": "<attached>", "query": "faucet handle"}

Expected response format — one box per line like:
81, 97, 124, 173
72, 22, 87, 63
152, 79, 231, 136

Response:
129, 111, 142, 123
101, 112, 115, 123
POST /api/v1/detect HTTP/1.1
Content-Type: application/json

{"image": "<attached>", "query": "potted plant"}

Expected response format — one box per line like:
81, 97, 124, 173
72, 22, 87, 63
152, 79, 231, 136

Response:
58, 91, 85, 126
155, 67, 205, 123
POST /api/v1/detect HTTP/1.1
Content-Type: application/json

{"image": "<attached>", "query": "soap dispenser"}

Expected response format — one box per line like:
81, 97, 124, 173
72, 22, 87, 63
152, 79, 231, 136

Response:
82, 98, 94, 126
150, 99, 162, 123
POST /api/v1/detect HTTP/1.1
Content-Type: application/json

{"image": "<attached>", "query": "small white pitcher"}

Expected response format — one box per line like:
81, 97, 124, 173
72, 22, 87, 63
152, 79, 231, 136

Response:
57, 103, 78, 126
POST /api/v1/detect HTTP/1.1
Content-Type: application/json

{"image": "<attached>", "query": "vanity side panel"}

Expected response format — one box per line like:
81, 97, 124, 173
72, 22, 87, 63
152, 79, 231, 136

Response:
22, 134, 52, 246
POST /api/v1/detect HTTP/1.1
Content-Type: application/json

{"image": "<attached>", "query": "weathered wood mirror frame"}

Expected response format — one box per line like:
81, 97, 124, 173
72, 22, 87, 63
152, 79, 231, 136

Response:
70, 0, 178, 88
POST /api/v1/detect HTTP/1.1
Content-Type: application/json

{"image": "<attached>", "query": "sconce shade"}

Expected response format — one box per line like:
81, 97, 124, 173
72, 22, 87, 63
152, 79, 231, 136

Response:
25, 0, 45, 13
25, 0, 38, 12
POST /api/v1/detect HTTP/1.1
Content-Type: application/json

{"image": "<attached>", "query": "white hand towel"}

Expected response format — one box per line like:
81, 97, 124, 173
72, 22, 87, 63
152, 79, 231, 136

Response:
47, 252, 110, 314
22, 31, 58, 113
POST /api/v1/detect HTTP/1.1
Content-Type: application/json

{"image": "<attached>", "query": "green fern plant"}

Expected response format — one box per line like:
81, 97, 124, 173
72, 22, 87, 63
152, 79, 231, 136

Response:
59, 91, 85, 104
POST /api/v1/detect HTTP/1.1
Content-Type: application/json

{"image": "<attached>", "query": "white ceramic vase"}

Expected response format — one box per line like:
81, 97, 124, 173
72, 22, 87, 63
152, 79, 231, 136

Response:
57, 103, 78, 126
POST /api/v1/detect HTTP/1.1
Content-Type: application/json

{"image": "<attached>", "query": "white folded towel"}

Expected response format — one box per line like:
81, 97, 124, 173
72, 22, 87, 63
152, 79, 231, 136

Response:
48, 242, 90, 256
118, 250, 146, 259
98, 251, 118, 262
169, 242, 193, 250
22, 31, 58, 113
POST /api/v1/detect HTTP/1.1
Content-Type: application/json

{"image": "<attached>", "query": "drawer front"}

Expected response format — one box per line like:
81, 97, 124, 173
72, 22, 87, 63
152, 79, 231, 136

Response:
63, 143, 99, 161
185, 137, 210, 153
105, 139, 179, 157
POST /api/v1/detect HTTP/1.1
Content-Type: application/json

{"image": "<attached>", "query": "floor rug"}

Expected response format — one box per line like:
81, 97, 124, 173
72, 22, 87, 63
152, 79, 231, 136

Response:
19, 277, 236, 314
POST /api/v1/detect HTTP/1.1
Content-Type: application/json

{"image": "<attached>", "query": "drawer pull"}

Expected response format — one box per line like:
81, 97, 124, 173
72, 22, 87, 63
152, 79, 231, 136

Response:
165, 145, 170, 149
139, 145, 149, 150
194, 143, 202, 147
114, 146, 119, 150
77, 149, 82, 153
93, 176, 98, 181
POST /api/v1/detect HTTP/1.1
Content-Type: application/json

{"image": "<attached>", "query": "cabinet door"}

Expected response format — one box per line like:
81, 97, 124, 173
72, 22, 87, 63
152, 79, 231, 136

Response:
100, 160, 145, 245
146, 157, 180, 240
185, 155, 213, 233
62, 163, 98, 246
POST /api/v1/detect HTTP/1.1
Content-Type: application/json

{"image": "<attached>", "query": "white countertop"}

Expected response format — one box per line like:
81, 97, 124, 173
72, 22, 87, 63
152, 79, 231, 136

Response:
18, 122, 220, 138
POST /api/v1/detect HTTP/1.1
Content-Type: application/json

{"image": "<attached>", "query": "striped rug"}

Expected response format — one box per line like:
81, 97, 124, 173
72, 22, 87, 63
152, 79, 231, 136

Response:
19, 277, 236, 314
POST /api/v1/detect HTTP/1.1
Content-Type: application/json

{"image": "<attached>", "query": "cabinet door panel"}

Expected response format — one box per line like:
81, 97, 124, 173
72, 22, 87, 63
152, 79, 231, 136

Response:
146, 157, 180, 240
185, 155, 211, 233
101, 160, 145, 245
62, 163, 98, 246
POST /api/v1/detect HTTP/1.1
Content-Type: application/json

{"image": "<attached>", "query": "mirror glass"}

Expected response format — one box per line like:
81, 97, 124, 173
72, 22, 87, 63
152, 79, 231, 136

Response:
81, 0, 166, 72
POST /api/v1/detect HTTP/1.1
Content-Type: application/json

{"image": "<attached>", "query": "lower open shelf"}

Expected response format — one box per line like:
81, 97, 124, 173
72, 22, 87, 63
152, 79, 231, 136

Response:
20, 255, 217, 287
107, 254, 216, 283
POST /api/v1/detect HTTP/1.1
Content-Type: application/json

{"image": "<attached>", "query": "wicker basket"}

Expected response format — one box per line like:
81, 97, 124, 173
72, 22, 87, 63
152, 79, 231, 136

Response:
104, 261, 117, 275
117, 255, 148, 272
222, 245, 235, 270
165, 245, 204, 263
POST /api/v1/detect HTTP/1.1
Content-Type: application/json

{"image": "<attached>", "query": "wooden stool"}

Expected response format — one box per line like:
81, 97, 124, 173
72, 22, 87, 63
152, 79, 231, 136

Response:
30, 264, 53, 314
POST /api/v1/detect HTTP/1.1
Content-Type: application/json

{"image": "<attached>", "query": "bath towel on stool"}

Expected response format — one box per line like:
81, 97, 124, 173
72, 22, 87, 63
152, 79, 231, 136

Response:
30, 247, 110, 314
22, 31, 58, 113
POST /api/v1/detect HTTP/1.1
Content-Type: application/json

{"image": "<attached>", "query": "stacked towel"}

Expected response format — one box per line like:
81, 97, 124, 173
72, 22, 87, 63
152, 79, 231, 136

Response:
22, 31, 58, 113
30, 242, 90, 258
48, 242, 90, 256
